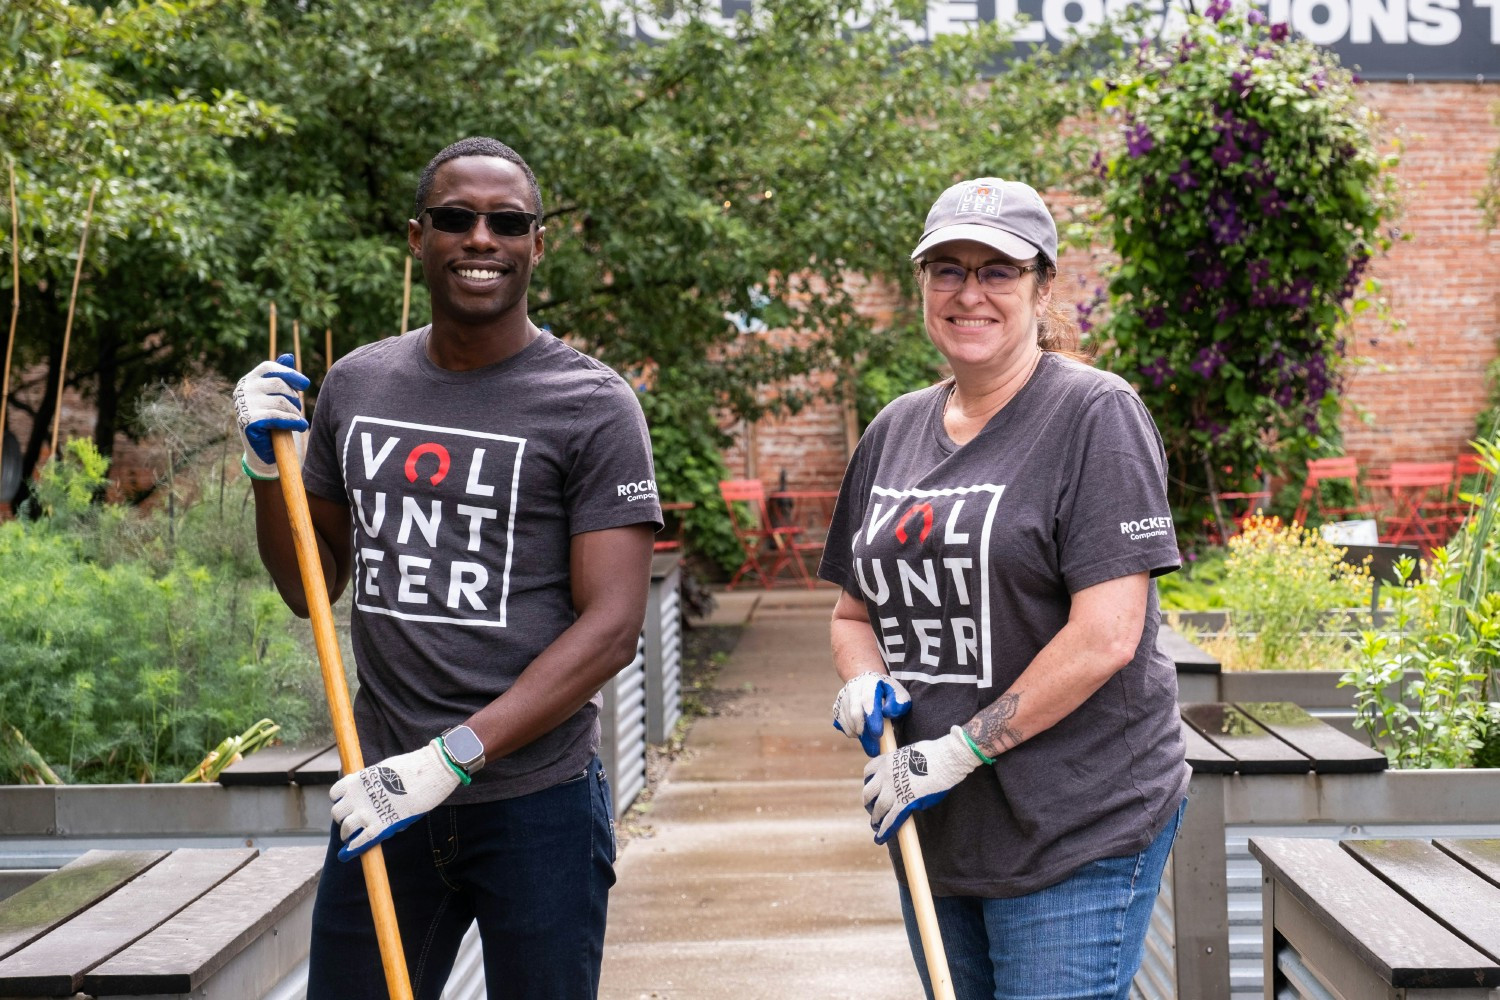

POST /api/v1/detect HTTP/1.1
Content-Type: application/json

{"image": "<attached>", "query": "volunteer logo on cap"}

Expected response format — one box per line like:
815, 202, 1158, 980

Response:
911, 177, 1059, 266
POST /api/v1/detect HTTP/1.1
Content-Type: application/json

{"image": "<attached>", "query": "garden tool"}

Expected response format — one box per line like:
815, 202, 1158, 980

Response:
272, 429, 414, 1000
879, 725, 957, 1000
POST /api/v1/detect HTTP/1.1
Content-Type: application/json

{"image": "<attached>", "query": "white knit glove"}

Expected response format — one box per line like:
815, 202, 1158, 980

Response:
329, 739, 463, 861
862, 726, 983, 844
832, 672, 912, 757
232, 353, 310, 479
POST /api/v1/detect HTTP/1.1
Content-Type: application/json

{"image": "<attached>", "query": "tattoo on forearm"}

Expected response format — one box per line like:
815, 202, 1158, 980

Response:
967, 693, 1024, 756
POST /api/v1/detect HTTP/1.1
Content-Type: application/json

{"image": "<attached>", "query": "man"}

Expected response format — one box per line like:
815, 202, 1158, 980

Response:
232, 136, 661, 999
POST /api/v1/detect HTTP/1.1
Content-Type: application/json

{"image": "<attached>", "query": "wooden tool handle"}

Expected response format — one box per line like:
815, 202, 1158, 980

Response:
881, 726, 957, 1000
271, 430, 414, 1000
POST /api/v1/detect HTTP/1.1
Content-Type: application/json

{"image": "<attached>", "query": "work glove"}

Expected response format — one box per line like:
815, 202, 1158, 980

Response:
329, 739, 462, 861
233, 353, 310, 479
862, 726, 982, 845
833, 672, 912, 757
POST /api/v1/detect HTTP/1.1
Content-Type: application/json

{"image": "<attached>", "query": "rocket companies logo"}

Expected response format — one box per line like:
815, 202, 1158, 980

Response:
851, 484, 1006, 688
343, 416, 525, 628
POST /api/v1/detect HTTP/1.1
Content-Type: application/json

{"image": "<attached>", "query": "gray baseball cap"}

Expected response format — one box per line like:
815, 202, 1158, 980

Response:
910, 178, 1058, 264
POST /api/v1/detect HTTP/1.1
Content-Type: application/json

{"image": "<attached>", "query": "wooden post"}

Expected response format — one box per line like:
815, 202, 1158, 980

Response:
50, 179, 98, 462
267, 301, 277, 361
325, 327, 334, 374
2, 162, 19, 475
291, 319, 302, 372
399, 256, 412, 336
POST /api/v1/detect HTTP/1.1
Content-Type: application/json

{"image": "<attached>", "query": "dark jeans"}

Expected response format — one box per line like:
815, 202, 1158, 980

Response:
306, 755, 617, 1000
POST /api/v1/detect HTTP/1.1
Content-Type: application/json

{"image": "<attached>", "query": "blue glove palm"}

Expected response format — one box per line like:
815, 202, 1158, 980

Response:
233, 353, 310, 477
833, 672, 912, 756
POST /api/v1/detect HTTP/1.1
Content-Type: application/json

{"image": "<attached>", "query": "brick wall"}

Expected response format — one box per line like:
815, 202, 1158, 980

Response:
728, 81, 1500, 493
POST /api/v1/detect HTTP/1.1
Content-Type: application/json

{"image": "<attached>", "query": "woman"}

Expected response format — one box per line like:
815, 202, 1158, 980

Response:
820, 178, 1188, 1000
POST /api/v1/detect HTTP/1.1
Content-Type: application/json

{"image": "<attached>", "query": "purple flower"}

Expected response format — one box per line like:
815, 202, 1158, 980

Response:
1143, 305, 1167, 329
1183, 286, 1202, 310
1230, 68, 1254, 97
1090, 150, 1107, 178
1191, 342, 1229, 378
1247, 258, 1271, 288
1193, 416, 1228, 441
1140, 356, 1175, 388
1270, 22, 1289, 41
1216, 301, 1240, 323
1258, 190, 1285, 217
1307, 69, 1328, 91
1169, 159, 1199, 191
1195, 261, 1228, 289
1126, 122, 1154, 158
1206, 0, 1232, 22
1247, 8, 1266, 23
1281, 277, 1313, 308
1209, 204, 1244, 245
1212, 136, 1242, 168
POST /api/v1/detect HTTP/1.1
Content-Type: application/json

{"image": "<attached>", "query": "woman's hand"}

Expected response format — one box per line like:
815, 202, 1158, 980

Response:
832, 672, 911, 756
862, 726, 983, 844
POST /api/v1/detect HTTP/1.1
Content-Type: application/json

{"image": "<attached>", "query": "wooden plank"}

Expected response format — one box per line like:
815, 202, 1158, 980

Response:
0, 850, 164, 960
1235, 701, 1387, 773
1179, 719, 1237, 774
1345, 839, 1500, 964
1180, 702, 1311, 773
83, 847, 324, 995
1249, 836, 1500, 989
291, 744, 341, 785
1157, 625, 1220, 674
217, 743, 334, 786
1437, 838, 1500, 890
0, 848, 256, 995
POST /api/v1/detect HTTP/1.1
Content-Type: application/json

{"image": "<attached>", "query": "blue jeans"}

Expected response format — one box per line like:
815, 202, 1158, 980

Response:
306, 755, 617, 1000
899, 798, 1185, 1000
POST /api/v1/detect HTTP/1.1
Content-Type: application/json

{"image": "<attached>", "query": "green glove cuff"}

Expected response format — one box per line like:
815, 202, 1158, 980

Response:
435, 737, 473, 786
958, 727, 996, 766
241, 455, 279, 482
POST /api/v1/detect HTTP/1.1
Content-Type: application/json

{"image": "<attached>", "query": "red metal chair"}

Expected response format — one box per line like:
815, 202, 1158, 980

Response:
1293, 457, 1380, 526
718, 480, 813, 589
1427, 453, 1491, 536
1377, 461, 1458, 552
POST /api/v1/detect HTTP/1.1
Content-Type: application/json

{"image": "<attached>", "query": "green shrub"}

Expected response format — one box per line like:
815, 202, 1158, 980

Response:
1197, 515, 1370, 672
0, 437, 325, 783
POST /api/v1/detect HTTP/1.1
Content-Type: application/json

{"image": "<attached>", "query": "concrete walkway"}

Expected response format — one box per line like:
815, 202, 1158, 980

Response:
600, 589, 925, 1000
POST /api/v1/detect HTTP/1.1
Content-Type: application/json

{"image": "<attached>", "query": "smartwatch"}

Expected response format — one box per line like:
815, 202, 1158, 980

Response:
439, 725, 487, 777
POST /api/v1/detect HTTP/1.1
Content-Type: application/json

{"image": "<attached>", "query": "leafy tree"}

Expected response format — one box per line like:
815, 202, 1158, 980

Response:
0, 0, 287, 485
8, 0, 1106, 562
1085, 2, 1397, 540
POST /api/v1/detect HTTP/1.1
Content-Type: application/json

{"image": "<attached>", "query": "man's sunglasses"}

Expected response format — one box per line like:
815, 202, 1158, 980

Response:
420, 206, 537, 237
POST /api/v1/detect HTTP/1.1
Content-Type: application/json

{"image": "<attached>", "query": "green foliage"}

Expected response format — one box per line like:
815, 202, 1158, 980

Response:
637, 383, 741, 574
1477, 356, 1500, 443
855, 318, 948, 429
1197, 515, 1370, 672
1086, 5, 1397, 536
6, 0, 1107, 513
1156, 547, 1227, 611
1483, 100, 1500, 228
0, 428, 325, 784
1341, 437, 1500, 768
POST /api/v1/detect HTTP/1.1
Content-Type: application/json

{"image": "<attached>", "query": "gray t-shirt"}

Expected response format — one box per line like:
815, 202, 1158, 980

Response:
819, 352, 1188, 897
301, 328, 662, 804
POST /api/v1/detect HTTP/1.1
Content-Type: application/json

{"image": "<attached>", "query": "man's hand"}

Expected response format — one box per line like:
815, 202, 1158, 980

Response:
862, 726, 981, 845
329, 740, 462, 861
233, 353, 310, 479
832, 672, 911, 756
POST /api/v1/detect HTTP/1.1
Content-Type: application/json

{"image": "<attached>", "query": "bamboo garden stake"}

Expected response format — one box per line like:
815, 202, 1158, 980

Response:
880, 726, 957, 1000
400, 256, 412, 336
292, 319, 302, 372
271, 428, 414, 1000
268, 301, 277, 361
325, 327, 334, 374
50, 179, 98, 462
2, 162, 19, 471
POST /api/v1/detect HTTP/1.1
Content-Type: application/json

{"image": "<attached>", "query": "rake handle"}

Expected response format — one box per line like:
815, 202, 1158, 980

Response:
880, 725, 957, 1000
271, 430, 413, 1000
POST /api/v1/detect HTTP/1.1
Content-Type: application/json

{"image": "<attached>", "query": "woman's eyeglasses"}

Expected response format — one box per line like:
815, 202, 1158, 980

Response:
421, 206, 537, 237
922, 261, 1038, 293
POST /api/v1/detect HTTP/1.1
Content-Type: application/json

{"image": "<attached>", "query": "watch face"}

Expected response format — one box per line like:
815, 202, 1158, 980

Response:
444, 726, 485, 766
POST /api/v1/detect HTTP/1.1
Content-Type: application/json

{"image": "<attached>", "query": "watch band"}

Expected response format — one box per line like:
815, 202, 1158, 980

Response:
439, 724, 486, 776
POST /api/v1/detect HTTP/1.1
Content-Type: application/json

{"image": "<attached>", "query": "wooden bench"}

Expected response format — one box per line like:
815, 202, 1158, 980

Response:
1155, 701, 1389, 1000
0, 846, 322, 997
1250, 836, 1500, 998
217, 742, 339, 786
